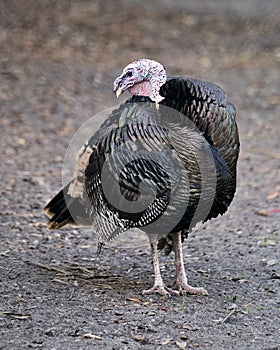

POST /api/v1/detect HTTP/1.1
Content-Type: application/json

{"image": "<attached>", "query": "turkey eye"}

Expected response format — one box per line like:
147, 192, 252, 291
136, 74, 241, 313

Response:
126, 71, 133, 77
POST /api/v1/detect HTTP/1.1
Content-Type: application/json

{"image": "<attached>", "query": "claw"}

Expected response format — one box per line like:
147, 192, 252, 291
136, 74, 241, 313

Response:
177, 283, 208, 296
142, 284, 179, 297
146, 235, 208, 298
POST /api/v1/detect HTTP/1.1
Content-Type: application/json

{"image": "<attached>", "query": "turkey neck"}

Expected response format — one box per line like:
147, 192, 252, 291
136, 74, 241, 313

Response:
129, 80, 152, 98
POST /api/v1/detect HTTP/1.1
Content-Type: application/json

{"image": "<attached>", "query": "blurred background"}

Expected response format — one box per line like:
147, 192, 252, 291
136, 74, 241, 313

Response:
1, 0, 279, 217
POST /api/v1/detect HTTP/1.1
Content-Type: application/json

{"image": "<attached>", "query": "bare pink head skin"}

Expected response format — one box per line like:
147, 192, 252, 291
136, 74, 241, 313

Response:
113, 59, 167, 104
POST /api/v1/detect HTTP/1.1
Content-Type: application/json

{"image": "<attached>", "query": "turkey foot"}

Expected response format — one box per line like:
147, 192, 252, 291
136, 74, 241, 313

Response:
174, 276, 208, 296
142, 284, 179, 297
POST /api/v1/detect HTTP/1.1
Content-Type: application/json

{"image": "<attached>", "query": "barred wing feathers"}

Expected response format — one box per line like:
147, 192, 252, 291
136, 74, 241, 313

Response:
160, 77, 240, 219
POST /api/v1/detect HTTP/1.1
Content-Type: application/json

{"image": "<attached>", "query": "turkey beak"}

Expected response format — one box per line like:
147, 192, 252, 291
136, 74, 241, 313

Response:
115, 87, 123, 98
113, 76, 125, 98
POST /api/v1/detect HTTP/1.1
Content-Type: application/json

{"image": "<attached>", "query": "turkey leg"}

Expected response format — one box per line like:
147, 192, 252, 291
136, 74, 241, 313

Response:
142, 238, 179, 297
172, 231, 208, 295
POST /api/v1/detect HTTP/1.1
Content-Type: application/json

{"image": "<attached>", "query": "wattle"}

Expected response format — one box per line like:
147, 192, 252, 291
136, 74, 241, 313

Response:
129, 80, 152, 97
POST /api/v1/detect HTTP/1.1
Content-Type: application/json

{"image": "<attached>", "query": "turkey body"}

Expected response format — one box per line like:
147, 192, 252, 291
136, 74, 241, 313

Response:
44, 75, 239, 296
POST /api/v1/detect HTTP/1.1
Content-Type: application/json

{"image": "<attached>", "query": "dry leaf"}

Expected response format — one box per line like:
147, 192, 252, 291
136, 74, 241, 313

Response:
131, 332, 145, 341
16, 137, 26, 145
182, 325, 199, 331
255, 210, 270, 217
266, 191, 279, 200
161, 339, 172, 345
175, 340, 187, 349
180, 333, 188, 340
126, 297, 143, 303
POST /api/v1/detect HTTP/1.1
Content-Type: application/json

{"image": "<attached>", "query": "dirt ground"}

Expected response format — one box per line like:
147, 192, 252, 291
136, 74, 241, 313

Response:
0, 0, 279, 349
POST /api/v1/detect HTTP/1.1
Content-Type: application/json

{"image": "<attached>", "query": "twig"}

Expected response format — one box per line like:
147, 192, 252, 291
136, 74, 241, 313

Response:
53, 278, 70, 285
25, 261, 69, 275
0, 311, 31, 319
216, 309, 237, 324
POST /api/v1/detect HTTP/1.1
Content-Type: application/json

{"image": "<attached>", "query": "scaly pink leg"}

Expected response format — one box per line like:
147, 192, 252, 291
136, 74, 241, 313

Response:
142, 240, 179, 297
172, 231, 208, 296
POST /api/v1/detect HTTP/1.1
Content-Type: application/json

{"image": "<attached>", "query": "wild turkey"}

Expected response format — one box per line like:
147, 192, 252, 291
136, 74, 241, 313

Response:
44, 59, 240, 296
